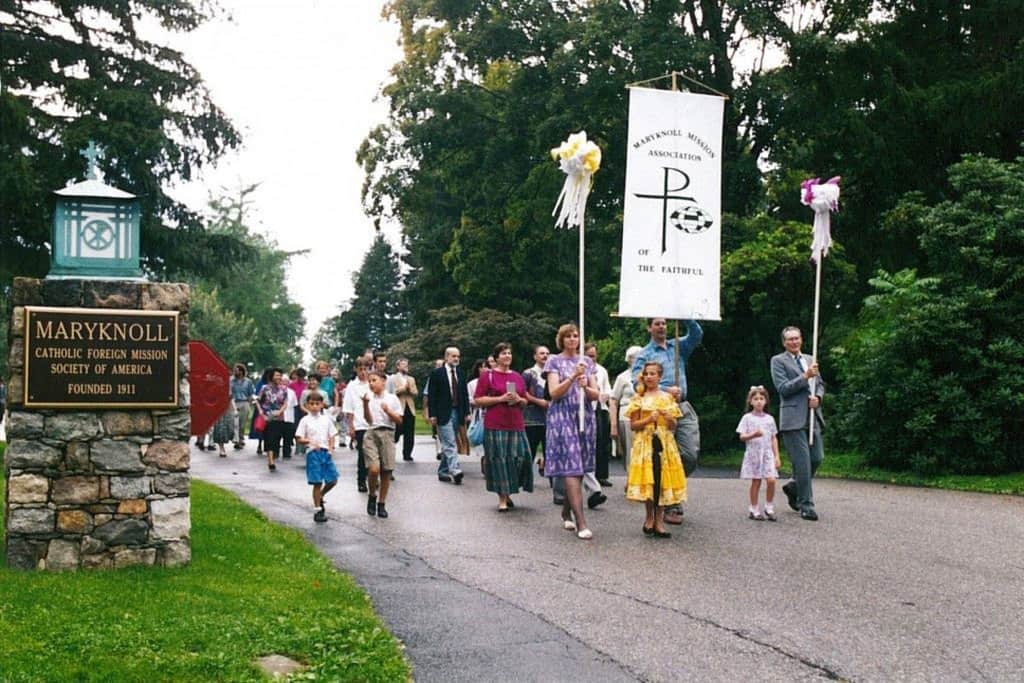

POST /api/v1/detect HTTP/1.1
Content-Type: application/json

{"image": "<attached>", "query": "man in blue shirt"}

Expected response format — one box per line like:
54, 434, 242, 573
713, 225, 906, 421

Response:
631, 318, 703, 522
229, 364, 255, 450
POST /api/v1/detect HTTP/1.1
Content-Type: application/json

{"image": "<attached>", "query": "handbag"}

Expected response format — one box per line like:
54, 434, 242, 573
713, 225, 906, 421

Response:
253, 413, 267, 433
468, 410, 485, 446
468, 369, 494, 447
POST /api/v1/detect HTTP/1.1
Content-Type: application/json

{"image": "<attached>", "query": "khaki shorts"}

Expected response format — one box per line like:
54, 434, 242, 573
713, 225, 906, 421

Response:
363, 428, 396, 471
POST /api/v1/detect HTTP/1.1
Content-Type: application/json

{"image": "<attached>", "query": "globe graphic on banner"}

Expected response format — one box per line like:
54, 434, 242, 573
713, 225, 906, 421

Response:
670, 204, 714, 234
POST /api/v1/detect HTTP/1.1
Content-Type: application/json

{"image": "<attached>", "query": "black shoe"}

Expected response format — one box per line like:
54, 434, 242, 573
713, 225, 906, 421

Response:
357, 481, 368, 493
233, 443, 244, 450
642, 525, 654, 535
653, 530, 672, 539
587, 492, 607, 509
205, 445, 216, 451
376, 502, 388, 519
367, 495, 377, 516
438, 474, 452, 483
314, 508, 326, 523
553, 497, 565, 506
283, 454, 292, 459
782, 482, 799, 511
403, 456, 414, 461
390, 473, 395, 481
453, 472, 464, 485
599, 479, 613, 487
800, 509, 819, 521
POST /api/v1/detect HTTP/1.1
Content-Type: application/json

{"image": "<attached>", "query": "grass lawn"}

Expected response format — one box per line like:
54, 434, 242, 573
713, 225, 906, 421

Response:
699, 448, 1024, 496
0, 462, 410, 682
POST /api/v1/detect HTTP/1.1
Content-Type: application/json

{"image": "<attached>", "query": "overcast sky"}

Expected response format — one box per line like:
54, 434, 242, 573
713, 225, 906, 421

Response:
168, 1, 403, 359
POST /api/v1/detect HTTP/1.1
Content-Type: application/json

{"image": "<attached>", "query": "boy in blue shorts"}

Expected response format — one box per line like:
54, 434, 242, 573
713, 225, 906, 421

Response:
295, 391, 339, 523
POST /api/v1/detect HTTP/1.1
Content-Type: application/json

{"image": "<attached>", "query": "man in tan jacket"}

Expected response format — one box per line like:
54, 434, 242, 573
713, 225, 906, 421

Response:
387, 357, 419, 461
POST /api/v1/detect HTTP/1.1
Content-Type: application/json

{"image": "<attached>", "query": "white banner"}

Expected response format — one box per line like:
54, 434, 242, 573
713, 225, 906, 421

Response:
618, 88, 724, 320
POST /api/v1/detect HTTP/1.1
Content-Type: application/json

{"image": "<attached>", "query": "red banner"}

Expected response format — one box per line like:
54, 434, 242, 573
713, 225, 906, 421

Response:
188, 341, 230, 436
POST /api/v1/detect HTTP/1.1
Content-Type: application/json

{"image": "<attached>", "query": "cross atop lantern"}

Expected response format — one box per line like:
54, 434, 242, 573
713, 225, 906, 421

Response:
48, 141, 143, 280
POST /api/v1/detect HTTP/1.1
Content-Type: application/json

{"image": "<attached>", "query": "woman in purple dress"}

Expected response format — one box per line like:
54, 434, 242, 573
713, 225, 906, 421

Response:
544, 323, 599, 540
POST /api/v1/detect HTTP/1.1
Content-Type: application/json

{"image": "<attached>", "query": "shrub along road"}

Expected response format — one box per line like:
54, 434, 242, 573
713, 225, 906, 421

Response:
193, 437, 1024, 681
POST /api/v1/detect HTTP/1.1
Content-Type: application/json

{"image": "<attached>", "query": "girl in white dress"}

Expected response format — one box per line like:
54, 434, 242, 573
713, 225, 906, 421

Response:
737, 385, 781, 521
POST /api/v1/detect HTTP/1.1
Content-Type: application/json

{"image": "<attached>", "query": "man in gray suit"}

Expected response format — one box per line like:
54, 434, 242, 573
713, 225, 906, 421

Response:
770, 326, 825, 521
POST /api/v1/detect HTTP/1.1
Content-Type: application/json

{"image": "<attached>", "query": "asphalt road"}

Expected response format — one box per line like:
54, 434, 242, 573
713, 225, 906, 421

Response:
192, 436, 1024, 682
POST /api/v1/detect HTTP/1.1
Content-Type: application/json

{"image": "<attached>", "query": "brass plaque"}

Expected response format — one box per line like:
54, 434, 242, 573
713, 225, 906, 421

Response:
24, 306, 179, 408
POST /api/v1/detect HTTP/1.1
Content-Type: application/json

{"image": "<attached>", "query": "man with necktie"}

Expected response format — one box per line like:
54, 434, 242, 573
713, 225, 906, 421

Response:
770, 326, 826, 521
426, 346, 470, 484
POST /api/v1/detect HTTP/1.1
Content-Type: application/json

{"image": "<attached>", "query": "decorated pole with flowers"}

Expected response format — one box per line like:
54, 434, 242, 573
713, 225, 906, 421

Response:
551, 131, 601, 432
800, 176, 840, 445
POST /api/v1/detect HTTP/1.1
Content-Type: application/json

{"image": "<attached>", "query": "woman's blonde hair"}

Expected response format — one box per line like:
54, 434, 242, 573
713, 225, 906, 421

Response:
635, 361, 663, 395
554, 323, 579, 351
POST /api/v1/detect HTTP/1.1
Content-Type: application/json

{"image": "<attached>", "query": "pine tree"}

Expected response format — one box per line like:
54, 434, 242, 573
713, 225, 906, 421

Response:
326, 233, 407, 367
0, 1, 241, 284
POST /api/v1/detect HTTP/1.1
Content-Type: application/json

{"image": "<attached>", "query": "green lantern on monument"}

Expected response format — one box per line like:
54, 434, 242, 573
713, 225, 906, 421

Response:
49, 141, 143, 280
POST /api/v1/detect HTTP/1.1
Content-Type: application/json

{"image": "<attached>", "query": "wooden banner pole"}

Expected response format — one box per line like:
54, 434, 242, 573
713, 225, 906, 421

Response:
809, 255, 822, 445
578, 216, 586, 433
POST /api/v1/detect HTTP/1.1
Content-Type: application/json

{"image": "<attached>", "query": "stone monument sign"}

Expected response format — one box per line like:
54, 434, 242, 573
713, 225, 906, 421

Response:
4, 146, 192, 570
24, 307, 178, 408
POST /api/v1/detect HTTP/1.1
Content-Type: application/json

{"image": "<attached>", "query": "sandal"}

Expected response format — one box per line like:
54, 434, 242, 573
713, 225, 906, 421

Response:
562, 518, 577, 532
748, 511, 765, 521
764, 510, 778, 522
664, 509, 684, 525
576, 528, 593, 540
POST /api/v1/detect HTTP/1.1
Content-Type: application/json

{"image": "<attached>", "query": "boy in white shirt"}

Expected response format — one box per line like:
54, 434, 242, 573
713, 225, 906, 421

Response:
294, 392, 339, 523
362, 370, 403, 519
343, 359, 372, 492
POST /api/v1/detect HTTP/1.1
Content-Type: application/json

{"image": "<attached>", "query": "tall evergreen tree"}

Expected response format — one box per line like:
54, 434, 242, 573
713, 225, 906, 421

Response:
320, 233, 406, 369
0, 1, 243, 284
753, 0, 1024, 277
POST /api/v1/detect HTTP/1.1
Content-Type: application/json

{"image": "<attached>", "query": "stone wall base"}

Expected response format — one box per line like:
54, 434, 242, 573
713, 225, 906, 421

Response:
4, 278, 191, 570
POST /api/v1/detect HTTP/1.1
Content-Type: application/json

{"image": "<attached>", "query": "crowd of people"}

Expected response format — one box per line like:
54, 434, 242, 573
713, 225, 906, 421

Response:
201, 320, 826, 533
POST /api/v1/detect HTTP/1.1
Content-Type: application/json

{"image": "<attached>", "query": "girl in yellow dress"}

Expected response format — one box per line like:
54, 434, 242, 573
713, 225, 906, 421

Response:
625, 362, 687, 538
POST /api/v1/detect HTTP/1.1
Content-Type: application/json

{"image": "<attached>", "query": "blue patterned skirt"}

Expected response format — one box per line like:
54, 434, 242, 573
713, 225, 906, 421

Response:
482, 429, 534, 495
